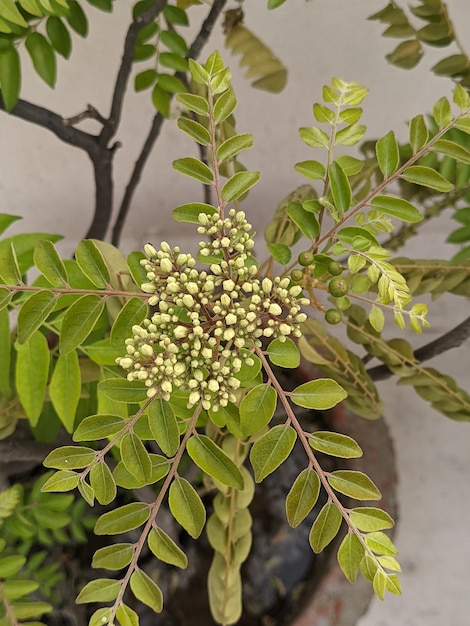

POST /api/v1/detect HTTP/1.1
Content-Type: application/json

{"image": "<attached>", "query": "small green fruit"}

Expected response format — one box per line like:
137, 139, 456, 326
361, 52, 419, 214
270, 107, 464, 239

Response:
328, 277, 348, 298
298, 251, 314, 267
325, 308, 342, 325
327, 260, 343, 276
290, 269, 304, 283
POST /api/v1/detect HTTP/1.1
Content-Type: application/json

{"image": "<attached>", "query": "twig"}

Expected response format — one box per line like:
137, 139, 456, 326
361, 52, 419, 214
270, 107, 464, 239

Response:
111, 0, 228, 246
367, 314, 470, 381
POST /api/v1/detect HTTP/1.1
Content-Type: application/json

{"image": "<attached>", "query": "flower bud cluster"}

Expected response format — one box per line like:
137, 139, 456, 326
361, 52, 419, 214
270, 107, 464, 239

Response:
117, 216, 309, 412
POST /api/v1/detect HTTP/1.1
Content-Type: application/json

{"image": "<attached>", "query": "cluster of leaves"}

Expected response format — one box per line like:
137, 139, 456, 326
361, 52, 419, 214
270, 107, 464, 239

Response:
0, 0, 113, 110
0, 480, 93, 625
0, 52, 427, 626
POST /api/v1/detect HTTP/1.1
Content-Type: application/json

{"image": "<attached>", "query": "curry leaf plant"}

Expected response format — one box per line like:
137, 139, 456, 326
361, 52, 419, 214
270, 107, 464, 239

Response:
2, 49, 470, 626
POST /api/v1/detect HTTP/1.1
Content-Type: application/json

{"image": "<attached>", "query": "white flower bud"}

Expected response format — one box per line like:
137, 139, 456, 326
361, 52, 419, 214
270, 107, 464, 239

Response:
118, 357, 133, 369
225, 313, 237, 325
161, 380, 172, 394
144, 243, 158, 258
289, 285, 303, 297
223, 279, 236, 292
207, 379, 220, 392
173, 325, 189, 339
147, 387, 157, 398
223, 328, 235, 341
182, 294, 195, 308
186, 282, 199, 295
263, 327, 274, 337
220, 237, 231, 248
140, 344, 154, 357
268, 303, 283, 316
160, 257, 173, 274
296, 313, 307, 323
174, 362, 186, 375
189, 391, 200, 405
262, 278, 273, 294
141, 283, 156, 294
279, 323, 292, 336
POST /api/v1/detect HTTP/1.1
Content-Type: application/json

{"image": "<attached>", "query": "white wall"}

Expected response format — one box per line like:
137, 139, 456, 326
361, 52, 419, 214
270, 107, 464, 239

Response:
1, 2, 470, 624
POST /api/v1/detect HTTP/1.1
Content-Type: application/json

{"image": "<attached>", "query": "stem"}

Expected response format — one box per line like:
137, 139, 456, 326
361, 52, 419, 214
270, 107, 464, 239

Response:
111, 0, 228, 246
109, 404, 202, 624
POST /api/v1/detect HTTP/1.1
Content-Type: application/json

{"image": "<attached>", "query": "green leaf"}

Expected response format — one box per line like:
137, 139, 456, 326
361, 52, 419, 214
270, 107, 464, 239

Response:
95, 502, 150, 535
75, 239, 110, 288
60, 294, 105, 354
41, 470, 79, 492
134, 68, 157, 91
0, 307, 11, 397
34, 240, 68, 287
177, 117, 210, 146
239, 383, 277, 436
130, 569, 163, 613
329, 161, 352, 213
187, 435, 244, 489
66, 1, 88, 36
431, 139, 470, 165
335, 124, 366, 146
90, 462, 117, 505
15, 331, 50, 426
285, 468, 320, 528
0, 45, 21, 111
349, 507, 394, 532
0, 0, 28, 26
168, 476, 206, 538
287, 203, 320, 240
116, 604, 140, 626
0, 555, 26, 577
0, 242, 22, 283
250, 425, 296, 482
290, 378, 347, 410
78, 479, 95, 506
432, 54, 468, 77
2, 579, 39, 600
309, 431, 362, 458
327, 470, 381, 501
159, 29, 188, 56
370, 195, 422, 223
110, 297, 148, 348
373, 568, 387, 600
369, 305, 385, 333
159, 52, 188, 72
173, 157, 214, 185
309, 502, 342, 553
92, 543, 134, 570
337, 533, 364, 582
267, 337, 300, 368
97, 377, 148, 403
172, 202, 217, 224
294, 159, 326, 180
217, 133, 253, 162
432, 96, 452, 128
212, 86, 237, 122
221, 171, 260, 203
44, 445, 95, 469
9, 600, 52, 619
157, 73, 186, 94
0, 213, 21, 236
376, 130, 399, 178
365, 531, 398, 556
400, 165, 454, 192
25, 32, 56, 87
147, 398, 180, 457
113, 454, 169, 489
76, 578, 121, 604
17, 290, 56, 345
46, 16, 71, 58
409, 114, 428, 153
453, 84, 470, 110
151, 84, 170, 117
49, 350, 81, 432
73, 413, 125, 441
266, 243, 291, 265
147, 527, 188, 569
176, 93, 209, 116
121, 433, 151, 483
299, 126, 329, 148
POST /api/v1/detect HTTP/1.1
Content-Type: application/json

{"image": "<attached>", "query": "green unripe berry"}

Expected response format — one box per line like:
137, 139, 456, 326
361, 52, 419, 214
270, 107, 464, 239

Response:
328, 260, 343, 276
298, 251, 315, 267
328, 277, 348, 298
325, 308, 342, 325
290, 269, 304, 283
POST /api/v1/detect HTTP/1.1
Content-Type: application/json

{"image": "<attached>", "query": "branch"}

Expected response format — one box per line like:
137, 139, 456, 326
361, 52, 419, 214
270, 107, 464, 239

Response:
111, 0, 228, 246
0, 97, 98, 155
99, 0, 169, 148
368, 314, 470, 381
